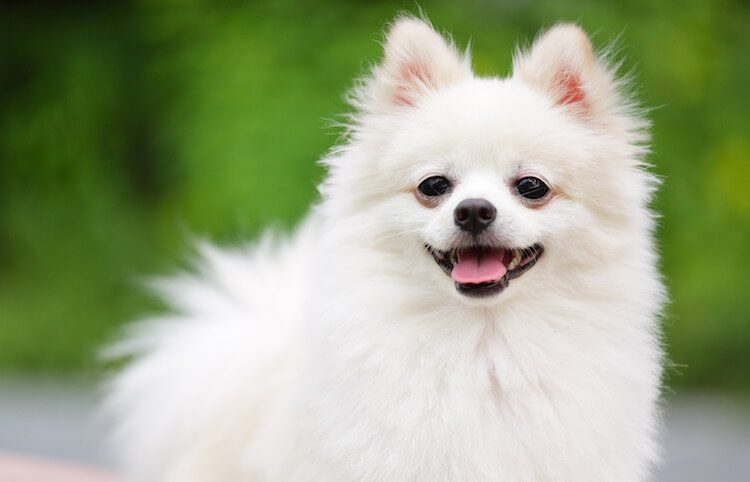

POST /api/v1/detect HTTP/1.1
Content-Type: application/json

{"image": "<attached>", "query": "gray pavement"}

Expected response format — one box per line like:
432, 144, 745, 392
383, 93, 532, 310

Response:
656, 395, 750, 481
1, 377, 749, 480
0, 377, 114, 469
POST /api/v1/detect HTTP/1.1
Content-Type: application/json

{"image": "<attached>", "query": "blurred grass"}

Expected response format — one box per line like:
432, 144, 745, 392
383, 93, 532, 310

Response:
1, 0, 748, 392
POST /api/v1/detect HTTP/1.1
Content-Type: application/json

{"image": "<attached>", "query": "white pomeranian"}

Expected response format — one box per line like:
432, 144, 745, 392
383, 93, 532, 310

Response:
104, 18, 665, 482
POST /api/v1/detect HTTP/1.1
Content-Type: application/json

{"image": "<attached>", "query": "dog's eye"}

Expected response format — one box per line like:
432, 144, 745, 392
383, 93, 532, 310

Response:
516, 176, 550, 200
418, 176, 451, 197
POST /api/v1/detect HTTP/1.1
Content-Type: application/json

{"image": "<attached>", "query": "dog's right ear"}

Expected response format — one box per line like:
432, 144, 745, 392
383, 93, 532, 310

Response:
359, 18, 472, 113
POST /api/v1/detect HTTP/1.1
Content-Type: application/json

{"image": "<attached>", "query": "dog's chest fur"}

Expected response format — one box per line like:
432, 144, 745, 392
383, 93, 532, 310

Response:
262, 276, 660, 482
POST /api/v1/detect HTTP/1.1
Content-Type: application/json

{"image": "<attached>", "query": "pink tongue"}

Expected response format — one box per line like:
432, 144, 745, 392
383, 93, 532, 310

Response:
451, 251, 508, 284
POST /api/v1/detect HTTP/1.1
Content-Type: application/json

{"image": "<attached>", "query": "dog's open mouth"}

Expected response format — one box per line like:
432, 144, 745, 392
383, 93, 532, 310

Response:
426, 243, 544, 297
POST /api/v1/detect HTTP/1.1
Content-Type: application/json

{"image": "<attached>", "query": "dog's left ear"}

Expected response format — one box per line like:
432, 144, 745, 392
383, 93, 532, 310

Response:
363, 18, 472, 112
513, 24, 621, 124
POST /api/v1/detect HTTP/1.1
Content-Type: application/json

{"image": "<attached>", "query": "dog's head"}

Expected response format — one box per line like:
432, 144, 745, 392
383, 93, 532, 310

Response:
323, 19, 654, 306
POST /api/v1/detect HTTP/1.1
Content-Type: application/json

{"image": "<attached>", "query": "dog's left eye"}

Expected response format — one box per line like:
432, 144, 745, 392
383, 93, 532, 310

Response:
516, 176, 550, 200
418, 176, 451, 197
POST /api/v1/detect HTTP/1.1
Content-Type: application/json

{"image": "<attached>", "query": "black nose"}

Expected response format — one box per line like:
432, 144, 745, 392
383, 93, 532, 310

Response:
454, 198, 496, 234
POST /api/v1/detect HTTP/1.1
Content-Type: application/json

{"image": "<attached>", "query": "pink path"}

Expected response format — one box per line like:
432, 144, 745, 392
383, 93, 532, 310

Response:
0, 452, 118, 482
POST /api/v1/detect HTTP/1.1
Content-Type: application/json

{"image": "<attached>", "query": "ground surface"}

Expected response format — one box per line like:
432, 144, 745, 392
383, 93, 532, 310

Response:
1, 378, 749, 481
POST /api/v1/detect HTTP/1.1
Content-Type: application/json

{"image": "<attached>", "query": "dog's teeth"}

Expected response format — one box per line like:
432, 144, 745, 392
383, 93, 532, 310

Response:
508, 249, 523, 270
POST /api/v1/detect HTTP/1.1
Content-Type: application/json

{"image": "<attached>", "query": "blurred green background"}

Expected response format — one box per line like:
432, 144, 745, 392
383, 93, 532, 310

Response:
1, 0, 748, 392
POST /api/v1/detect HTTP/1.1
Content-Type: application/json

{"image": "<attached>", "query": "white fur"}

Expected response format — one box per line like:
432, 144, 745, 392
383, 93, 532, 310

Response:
104, 18, 665, 482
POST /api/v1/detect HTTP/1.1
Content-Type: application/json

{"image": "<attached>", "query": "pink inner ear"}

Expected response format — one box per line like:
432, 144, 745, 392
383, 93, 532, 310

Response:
555, 70, 586, 106
393, 62, 432, 106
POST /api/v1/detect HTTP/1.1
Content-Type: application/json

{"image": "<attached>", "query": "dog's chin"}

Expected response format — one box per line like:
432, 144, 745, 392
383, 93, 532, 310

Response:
425, 242, 544, 300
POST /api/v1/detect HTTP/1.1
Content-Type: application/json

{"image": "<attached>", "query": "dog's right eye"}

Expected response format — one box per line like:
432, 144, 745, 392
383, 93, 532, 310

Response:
417, 176, 451, 197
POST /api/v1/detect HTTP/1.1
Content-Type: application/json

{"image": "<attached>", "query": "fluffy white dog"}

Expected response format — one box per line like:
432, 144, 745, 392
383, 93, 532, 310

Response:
105, 18, 665, 482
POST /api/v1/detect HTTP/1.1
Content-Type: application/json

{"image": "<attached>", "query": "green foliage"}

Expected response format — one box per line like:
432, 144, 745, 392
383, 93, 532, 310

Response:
1, 1, 748, 391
